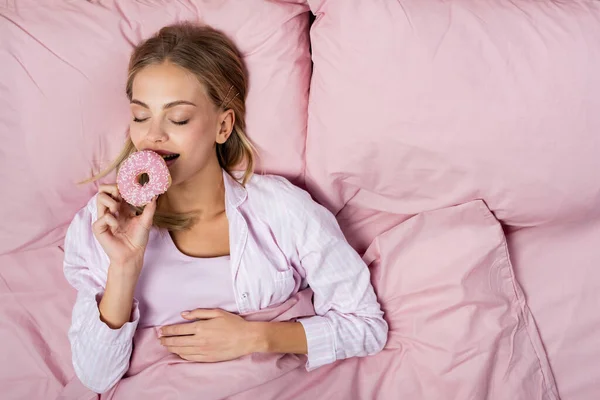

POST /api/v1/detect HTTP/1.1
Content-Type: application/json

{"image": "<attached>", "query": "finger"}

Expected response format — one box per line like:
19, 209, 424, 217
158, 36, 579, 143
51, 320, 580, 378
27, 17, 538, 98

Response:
160, 322, 197, 337
160, 335, 197, 347
115, 196, 136, 218
96, 193, 120, 217
139, 197, 157, 229
182, 309, 225, 320
165, 346, 204, 356
119, 201, 136, 218
92, 213, 119, 236
180, 354, 212, 362
98, 184, 121, 200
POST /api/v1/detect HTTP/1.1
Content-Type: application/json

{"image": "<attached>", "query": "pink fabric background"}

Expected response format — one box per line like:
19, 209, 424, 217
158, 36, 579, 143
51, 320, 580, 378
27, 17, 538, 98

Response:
305, 1, 600, 399
1, 0, 599, 398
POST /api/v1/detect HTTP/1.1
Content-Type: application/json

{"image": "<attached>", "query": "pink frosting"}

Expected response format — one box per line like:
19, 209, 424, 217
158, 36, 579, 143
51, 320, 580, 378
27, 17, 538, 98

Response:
117, 150, 171, 207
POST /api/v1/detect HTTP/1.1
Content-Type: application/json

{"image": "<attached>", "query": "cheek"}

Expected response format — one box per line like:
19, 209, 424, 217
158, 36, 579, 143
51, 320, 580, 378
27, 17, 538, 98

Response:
129, 124, 144, 147
182, 123, 216, 149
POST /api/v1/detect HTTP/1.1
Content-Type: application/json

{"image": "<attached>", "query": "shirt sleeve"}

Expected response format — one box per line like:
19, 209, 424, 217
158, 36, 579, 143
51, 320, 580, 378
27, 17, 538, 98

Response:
274, 178, 389, 371
63, 197, 140, 393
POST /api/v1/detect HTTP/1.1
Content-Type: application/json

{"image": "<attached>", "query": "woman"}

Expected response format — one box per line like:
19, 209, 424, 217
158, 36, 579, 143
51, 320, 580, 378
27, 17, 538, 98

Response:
63, 22, 387, 394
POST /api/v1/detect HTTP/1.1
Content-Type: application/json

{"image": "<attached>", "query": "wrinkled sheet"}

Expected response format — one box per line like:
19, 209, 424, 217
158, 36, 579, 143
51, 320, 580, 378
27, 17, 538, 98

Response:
1, 201, 557, 399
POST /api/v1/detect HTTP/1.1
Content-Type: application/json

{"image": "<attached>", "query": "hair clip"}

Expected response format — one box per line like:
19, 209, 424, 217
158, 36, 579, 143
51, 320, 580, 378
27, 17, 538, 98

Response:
221, 85, 239, 109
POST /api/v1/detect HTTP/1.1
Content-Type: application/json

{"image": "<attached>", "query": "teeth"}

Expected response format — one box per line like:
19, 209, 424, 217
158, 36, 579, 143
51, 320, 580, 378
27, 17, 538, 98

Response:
162, 154, 179, 160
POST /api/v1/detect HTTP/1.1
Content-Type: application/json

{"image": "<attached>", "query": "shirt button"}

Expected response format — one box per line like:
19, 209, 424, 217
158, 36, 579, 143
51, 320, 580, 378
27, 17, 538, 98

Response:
241, 292, 248, 300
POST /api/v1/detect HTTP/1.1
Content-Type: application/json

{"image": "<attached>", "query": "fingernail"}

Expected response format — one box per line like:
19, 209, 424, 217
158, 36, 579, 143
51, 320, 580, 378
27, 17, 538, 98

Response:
181, 311, 190, 316
158, 328, 163, 336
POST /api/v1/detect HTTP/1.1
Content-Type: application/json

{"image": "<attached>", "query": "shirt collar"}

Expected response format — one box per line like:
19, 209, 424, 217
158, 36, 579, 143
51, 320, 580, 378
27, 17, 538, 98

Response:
223, 169, 248, 208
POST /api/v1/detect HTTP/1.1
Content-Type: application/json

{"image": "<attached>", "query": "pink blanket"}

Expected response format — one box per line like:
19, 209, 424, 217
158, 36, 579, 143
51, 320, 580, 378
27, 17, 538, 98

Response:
1, 201, 557, 399
106, 291, 315, 399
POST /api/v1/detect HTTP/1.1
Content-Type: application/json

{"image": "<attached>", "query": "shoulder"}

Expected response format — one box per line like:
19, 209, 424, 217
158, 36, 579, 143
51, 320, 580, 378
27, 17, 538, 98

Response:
242, 173, 339, 233
244, 173, 315, 213
243, 174, 345, 249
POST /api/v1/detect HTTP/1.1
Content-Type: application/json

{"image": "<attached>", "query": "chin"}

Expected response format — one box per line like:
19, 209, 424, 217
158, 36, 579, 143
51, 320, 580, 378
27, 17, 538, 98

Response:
168, 175, 184, 186
168, 169, 195, 187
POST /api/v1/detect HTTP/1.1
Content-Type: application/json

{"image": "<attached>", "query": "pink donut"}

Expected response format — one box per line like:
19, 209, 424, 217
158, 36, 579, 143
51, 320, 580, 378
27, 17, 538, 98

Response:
117, 150, 171, 207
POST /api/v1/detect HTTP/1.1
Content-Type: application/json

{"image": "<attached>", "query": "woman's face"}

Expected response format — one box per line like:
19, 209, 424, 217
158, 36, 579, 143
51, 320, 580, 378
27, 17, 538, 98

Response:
129, 61, 233, 186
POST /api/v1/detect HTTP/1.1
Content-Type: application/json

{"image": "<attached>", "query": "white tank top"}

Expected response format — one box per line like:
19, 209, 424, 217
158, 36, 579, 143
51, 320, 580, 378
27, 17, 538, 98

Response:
134, 229, 238, 328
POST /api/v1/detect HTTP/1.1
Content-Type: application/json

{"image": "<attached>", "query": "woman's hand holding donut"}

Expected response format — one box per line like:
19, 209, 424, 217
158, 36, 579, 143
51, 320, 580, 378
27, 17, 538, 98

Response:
92, 184, 157, 278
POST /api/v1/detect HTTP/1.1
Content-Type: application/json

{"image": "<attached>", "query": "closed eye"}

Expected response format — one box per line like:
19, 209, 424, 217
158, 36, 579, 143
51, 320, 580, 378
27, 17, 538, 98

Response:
133, 117, 149, 123
171, 120, 189, 126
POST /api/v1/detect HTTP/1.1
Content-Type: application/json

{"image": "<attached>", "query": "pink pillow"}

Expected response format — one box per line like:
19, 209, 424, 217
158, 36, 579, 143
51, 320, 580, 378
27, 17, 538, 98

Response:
362, 201, 557, 399
0, 0, 310, 255
305, 0, 600, 234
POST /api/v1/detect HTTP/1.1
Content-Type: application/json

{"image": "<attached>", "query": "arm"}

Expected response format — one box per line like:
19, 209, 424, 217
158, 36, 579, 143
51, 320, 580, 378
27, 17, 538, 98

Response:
100, 268, 138, 329
274, 178, 389, 370
250, 321, 308, 355
63, 200, 140, 393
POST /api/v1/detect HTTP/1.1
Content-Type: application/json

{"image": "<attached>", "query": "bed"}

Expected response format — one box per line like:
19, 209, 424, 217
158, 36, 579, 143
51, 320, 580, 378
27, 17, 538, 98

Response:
1, 1, 599, 399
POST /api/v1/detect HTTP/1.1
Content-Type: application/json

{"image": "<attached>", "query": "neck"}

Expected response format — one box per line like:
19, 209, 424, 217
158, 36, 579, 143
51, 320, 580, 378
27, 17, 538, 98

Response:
162, 160, 226, 220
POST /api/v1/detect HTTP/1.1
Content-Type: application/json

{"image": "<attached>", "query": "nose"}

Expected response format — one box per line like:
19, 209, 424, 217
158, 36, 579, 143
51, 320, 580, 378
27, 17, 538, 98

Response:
146, 120, 168, 143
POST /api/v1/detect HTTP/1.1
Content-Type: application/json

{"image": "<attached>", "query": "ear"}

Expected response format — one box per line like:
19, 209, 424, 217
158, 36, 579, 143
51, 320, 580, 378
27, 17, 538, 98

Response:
216, 109, 235, 144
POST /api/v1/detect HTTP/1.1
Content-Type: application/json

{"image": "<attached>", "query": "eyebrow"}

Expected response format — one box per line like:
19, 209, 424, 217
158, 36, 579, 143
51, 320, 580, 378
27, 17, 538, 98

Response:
130, 99, 197, 109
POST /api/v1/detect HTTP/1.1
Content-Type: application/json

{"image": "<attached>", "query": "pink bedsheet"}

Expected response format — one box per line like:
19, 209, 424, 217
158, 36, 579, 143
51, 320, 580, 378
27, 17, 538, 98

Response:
1, 202, 557, 399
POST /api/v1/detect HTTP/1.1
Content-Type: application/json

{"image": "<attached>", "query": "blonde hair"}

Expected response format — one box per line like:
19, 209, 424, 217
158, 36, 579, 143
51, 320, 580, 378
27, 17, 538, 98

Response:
85, 23, 255, 231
